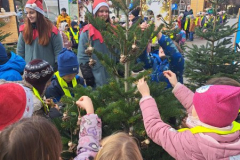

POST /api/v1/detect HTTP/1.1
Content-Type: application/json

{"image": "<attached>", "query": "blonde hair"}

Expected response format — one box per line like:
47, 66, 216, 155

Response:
95, 132, 143, 160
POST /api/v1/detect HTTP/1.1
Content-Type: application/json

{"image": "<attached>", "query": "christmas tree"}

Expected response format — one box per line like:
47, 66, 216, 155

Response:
53, 0, 185, 159
184, 0, 240, 89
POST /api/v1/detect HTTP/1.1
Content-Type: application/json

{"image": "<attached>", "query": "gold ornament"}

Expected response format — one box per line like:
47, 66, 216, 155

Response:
89, 58, 96, 67
120, 54, 127, 63
144, 139, 150, 144
85, 46, 94, 56
68, 141, 73, 147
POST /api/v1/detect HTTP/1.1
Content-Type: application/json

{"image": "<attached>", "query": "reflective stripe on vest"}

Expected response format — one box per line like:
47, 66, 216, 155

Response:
64, 31, 71, 41
178, 121, 240, 135
55, 71, 77, 97
70, 28, 79, 44
184, 19, 189, 30
33, 87, 49, 114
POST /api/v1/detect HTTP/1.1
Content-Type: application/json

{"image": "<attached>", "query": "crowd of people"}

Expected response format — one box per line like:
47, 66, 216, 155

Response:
0, 0, 240, 159
176, 5, 228, 42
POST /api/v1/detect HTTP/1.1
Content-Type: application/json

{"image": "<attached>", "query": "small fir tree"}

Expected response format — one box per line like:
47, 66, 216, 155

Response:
184, 0, 240, 89
53, 0, 185, 159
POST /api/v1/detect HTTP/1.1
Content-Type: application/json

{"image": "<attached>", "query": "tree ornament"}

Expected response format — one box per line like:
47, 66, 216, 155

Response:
68, 141, 73, 147
129, 132, 132, 136
62, 112, 70, 121
89, 58, 96, 67
85, 45, 94, 56
144, 139, 150, 144
120, 54, 127, 63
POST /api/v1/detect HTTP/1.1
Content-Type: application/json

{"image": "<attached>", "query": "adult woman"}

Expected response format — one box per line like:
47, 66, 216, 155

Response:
17, 0, 63, 70
78, 0, 114, 87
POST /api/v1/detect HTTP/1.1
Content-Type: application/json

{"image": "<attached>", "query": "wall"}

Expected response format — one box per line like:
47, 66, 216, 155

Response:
1, 0, 18, 44
190, 0, 205, 16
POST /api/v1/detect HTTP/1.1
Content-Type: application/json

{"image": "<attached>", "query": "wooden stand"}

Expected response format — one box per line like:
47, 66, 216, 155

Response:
0, 0, 18, 44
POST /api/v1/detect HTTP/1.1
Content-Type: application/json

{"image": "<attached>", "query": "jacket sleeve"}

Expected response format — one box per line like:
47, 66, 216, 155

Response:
140, 97, 195, 159
51, 32, 63, 63
77, 31, 91, 65
17, 32, 25, 59
74, 114, 102, 160
158, 34, 180, 58
172, 82, 194, 114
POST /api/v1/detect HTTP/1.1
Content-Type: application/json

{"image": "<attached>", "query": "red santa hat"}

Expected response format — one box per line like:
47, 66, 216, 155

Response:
0, 83, 34, 131
25, 0, 45, 16
92, 0, 109, 15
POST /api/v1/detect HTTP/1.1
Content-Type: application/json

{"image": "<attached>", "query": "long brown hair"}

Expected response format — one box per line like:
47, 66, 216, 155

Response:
23, 12, 53, 46
0, 116, 62, 160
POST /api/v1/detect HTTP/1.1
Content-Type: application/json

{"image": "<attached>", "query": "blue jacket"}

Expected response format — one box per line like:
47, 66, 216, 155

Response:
0, 52, 26, 81
45, 75, 85, 102
149, 50, 171, 87
158, 34, 184, 83
138, 34, 184, 85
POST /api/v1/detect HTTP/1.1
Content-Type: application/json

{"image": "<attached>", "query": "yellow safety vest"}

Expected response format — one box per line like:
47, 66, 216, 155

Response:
55, 71, 77, 97
223, 15, 226, 20
184, 19, 189, 30
32, 87, 49, 114
152, 36, 157, 44
195, 17, 199, 25
70, 28, 79, 44
178, 121, 240, 135
63, 31, 71, 41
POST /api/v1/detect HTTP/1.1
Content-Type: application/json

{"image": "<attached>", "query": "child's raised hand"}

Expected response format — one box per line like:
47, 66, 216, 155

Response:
137, 78, 150, 97
76, 96, 94, 114
163, 70, 178, 87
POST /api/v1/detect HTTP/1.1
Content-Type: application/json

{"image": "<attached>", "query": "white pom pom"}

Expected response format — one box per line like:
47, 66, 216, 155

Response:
68, 141, 73, 147
31, 3, 37, 8
108, 1, 113, 6
145, 139, 150, 144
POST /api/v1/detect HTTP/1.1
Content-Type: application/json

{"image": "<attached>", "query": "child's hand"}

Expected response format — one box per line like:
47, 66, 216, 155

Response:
163, 70, 178, 87
137, 78, 150, 97
45, 99, 55, 107
76, 96, 94, 114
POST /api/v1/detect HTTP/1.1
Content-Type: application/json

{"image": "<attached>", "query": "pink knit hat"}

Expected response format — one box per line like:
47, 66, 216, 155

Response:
25, 0, 45, 16
0, 83, 34, 131
193, 85, 240, 128
92, 0, 109, 14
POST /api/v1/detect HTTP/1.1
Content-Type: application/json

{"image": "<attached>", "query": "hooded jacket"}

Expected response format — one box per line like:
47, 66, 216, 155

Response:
140, 83, 240, 160
0, 52, 26, 81
59, 22, 72, 49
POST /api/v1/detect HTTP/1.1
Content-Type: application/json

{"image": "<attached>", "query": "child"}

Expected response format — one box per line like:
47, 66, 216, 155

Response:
137, 71, 240, 159
45, 48, 85, 103
70, 21, 80, 49
0, 83, 34, 131
189, 15, 196, 41
59, 22, 72, 49
0, 96, 143, 160
0, 116, 62, 159
0, 43, 26, 81
148, 48, 171, 88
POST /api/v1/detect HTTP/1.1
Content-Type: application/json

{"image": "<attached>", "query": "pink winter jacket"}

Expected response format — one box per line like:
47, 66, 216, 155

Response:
140, 83, 240, 160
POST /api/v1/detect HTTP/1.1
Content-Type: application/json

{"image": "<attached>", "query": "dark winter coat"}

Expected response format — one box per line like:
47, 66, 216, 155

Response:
0, 52, 26, 81
181, 9, 193, 28
45, 75, 84, 102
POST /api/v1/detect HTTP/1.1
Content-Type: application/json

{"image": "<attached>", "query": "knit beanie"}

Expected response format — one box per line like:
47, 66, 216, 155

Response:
0, 43, 8, 64
24, 59, 54, 95
58, 48, 79, 77
0, 83, 34, 131
193, 85, 240, 128
25, 0, 45, 16
92, 0, 109, 15
130, 8, 140, 17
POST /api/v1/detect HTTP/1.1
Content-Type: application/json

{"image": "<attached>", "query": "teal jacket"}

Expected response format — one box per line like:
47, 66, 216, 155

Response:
17, 25, 63, 69
78, 25, 117, 87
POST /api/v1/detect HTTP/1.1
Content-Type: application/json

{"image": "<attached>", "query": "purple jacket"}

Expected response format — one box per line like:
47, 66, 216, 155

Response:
140, 83, 240, 160
74, 114, 102, 160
